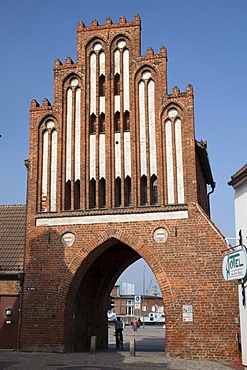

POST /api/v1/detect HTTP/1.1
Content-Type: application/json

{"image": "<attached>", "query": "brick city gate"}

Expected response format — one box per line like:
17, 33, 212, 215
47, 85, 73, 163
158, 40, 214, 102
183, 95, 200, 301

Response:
20, 15, 239, 360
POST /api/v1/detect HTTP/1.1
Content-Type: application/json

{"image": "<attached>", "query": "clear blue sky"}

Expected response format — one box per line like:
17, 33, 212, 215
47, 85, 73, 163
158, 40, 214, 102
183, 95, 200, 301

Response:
1, 0, 246, 294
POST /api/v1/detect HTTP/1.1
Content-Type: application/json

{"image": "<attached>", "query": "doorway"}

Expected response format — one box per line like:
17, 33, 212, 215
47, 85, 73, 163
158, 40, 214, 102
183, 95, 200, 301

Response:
0, 295, 20, 349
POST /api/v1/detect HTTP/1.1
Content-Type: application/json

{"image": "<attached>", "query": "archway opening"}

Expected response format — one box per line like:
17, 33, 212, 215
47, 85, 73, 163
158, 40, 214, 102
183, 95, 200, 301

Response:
64, 238, 164, 352
65, 238, 139, 351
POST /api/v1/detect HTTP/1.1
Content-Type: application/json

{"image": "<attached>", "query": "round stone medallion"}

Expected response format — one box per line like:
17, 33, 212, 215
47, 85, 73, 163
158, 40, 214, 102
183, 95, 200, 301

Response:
153, 228, 168, 243
61, 232, 75, 247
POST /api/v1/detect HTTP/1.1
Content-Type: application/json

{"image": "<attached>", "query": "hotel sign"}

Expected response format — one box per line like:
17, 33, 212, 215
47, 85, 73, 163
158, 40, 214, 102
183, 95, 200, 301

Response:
222, 247, 247, 281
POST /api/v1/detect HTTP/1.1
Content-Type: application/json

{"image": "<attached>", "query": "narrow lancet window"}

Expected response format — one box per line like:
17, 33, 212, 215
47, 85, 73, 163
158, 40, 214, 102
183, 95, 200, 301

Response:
115, 177, 121, 207
99, 178, 106, 208
65, 180, 71, 210
99, 113, 105, 133
114, 73, 120, 95
90, 114, 96, 134
89, 179, 96, 208
151, 175, 158, 205
123, 111, 130, 131
140, 175, 147, 205
99, 75, 105, 97
124, 176, 131, 206
114, 112, 120, 132
74, 179, 80, 210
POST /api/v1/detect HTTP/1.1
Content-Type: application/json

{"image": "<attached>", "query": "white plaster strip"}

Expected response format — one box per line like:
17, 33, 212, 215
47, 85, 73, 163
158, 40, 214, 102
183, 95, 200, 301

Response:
175, 118, 184, 203
74, 88, 81, 181
90, 135, 96, 180
114, 96, 120, 113
99, 51, 105, 75
50, 130, 57, 212
124, 132, 131, 177
36, 210, 188, 226
99, 133, 105, 179
123, 49, 129, 112
114, 132, 121, 178
66, 89, 72, 181
90, 53, 96, 114
42, 130, 48, 197
139, 81, 146, 176
99, 96, 105, 114
165, 120, 174, 203
148, 80, 157, 175
114, 49, 120, 74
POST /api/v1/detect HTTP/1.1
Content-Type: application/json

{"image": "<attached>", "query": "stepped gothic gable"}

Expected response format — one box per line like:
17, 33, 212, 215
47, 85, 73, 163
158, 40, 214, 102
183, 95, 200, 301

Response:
20, 15, 239, 361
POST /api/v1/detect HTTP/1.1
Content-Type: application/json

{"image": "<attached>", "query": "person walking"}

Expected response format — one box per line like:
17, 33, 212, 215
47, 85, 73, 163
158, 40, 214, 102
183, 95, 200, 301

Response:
114, 317, 123, 350
132, 317, 139, 336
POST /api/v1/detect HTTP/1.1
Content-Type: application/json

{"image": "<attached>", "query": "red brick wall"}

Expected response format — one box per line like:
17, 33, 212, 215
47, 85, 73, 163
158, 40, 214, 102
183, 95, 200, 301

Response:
20, 203, 239, 359
20, 15, 239, 361
0, 281, 21, 295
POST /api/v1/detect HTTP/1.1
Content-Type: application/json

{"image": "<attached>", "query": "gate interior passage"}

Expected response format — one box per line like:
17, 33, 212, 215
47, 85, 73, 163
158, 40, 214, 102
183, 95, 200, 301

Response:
0, 295, 20, 349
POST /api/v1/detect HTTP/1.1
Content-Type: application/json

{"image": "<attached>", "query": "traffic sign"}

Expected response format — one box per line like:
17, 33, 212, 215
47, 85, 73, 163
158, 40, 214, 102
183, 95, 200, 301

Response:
135, 295, 141, 303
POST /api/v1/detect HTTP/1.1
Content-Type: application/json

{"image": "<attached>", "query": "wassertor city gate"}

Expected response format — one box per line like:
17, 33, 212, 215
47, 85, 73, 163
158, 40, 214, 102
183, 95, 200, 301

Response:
20, 15, 239, 360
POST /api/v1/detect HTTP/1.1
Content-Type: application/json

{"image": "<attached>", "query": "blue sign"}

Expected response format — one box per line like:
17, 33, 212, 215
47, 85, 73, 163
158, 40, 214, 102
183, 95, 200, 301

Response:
222, 247, 247, 281
135, 295, 141, 303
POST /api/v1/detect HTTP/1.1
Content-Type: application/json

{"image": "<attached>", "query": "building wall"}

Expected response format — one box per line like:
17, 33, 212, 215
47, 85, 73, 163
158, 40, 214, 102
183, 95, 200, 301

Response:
20, 15, 239, 360
0, 281, 21, 295
27, 15, 198, 217
231, 170, 247, 366
111, 294, 164, 320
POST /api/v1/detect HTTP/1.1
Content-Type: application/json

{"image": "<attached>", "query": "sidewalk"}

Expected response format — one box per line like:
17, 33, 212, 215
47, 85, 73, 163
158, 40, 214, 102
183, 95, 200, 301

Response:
0, 326, 244, 370
0, 349, 244, 370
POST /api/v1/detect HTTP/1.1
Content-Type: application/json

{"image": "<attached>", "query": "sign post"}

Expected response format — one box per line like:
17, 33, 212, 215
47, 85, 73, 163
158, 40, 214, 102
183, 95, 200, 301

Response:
222, 245, 247, 306
134, 296, 141, 316
222, 246, 247, 282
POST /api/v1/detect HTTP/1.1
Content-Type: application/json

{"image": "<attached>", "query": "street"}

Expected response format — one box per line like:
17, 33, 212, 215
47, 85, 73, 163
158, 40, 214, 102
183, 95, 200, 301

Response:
108, 324, 165, 352
0, 326, 243, 369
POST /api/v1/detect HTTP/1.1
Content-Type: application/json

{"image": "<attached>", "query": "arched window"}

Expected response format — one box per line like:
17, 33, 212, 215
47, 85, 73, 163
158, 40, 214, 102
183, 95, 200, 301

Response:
90, 113, 96, 134
115, 177, 121, 207
123, 111, 130, 131
140, 175, 147, 205
124, 176, 131, 206
65, 180, 71, 210
114, 73, 120, 95
99, 74, 105, 97
89, 179, 96, 208
150, 175, 158, 205
114, 112, 120, 132
74, 179, 80, 210
99, 113, 105, 133
99, 178, 106, 208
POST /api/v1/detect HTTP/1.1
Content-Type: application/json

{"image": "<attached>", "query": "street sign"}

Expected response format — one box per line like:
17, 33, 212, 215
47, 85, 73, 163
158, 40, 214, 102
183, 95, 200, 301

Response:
222, 247, 247, 281
135, 295, 141, 303
183, 305, 193, 322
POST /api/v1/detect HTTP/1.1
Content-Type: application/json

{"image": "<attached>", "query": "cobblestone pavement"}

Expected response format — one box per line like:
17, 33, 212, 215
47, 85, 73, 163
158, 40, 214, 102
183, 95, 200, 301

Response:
0, 326, 244, 370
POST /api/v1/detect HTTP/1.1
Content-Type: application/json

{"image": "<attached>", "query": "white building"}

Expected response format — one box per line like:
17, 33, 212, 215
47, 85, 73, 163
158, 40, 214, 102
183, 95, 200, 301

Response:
229, 163, 247, 366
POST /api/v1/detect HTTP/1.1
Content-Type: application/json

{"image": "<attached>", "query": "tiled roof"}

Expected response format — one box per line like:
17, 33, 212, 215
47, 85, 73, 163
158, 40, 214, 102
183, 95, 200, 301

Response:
0, 205, 26, 274
228, 163, 247, 187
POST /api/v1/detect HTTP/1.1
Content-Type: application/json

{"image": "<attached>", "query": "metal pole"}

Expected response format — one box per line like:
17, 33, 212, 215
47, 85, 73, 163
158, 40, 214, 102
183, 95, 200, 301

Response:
142, 265, 145, 328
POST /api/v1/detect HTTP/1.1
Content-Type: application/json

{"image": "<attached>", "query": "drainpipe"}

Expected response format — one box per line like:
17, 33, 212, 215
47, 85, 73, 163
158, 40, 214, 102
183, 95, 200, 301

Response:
207, 182, 216, 218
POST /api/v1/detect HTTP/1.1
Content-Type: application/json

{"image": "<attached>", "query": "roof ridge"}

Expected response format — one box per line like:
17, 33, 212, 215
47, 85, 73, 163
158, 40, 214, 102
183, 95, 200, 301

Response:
0, 204, 26, 207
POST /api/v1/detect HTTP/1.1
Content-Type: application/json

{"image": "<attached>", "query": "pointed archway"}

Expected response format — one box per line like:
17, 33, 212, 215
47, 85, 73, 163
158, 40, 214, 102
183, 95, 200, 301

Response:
60, 229, 172, 352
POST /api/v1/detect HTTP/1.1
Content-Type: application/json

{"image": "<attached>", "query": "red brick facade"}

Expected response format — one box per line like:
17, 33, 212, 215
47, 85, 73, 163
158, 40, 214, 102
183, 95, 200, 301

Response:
20, 15, 239, 360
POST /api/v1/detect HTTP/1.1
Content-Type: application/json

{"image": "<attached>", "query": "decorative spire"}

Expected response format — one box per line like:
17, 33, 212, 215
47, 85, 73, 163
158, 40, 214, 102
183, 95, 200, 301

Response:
77, 20, 85, 31
105, 17, 112, 25
91, 19, 99, 27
